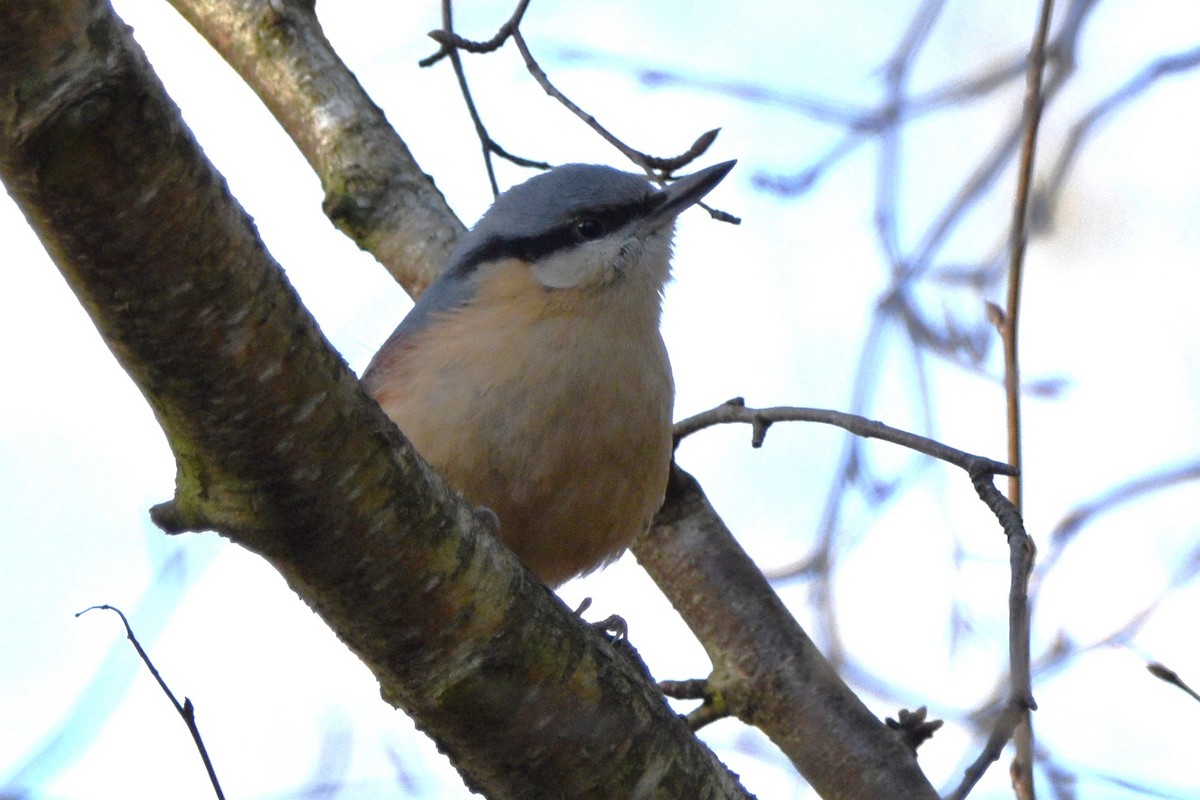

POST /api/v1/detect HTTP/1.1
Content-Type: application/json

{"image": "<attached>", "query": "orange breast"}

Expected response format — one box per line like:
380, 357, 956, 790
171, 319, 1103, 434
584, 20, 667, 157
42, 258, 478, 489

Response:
367, 259, 674, 586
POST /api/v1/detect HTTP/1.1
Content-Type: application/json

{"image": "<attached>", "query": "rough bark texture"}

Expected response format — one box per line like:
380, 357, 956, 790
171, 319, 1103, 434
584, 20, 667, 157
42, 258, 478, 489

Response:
165, 0, 463, 298
639, 467, 940, 800
0, 3, 751, 798
2, 1, 949, 798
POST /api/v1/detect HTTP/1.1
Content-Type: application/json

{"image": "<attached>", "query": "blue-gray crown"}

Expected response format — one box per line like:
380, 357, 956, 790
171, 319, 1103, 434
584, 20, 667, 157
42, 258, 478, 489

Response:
394, 161, 733, 337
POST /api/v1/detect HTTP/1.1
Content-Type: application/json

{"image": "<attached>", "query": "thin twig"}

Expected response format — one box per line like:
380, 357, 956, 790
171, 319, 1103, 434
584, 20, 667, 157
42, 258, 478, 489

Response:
659, 678, 709, 700
425, 0, 547, 195
506, 29, 700, 178
945, 701, 1029, 800
440, 0, 496, 195
77, 605, 226, 800
1148, 663, 1200, 705
964, 527, 1200, 747
685, 701, 731, 732
674, 398, 1016, 478
1005, 0, 1054, 513
1001, 2, 1055, 797
969, 470, 1038, 740
661, 677, 732, 732
421, 0, 531, 66
423, 0, 733, 209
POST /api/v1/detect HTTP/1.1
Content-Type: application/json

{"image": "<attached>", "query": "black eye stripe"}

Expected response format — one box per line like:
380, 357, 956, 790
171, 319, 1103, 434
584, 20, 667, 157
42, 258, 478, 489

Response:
455, 195, 662, 274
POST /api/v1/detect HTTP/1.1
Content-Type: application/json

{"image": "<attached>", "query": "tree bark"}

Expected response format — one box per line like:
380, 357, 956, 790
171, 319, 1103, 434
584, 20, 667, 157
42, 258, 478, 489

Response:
0, 2, 751, 798
1, 1, 950, 798
640, 466, 939, 800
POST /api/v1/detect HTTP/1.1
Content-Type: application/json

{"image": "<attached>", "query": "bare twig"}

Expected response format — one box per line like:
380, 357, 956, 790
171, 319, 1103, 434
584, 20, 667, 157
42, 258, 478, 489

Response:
1000, 2, 1055, 796
659, 679, 732, 731
423, 0, 733, 204
421, 0, 529, 62
509, 28, 716, 178
684, 701, 732, 732
1148, 663, 1200, 705
77, 605, 225, 800
425, 0, 547, 195
969, 470, 1038, 745
1004, 0, 1054, 512
637, 13, 1123, 793
962, 523, 1200, 759
680, 395, 1039, 791
945, 701, 1029, 800
675, 398, 1016, 478
594, 0, 1110, 294
659, 678, 709, 700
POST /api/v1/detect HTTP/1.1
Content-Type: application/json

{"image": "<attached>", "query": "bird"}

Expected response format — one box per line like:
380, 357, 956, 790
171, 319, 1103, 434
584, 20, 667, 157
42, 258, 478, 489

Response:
361, 160, 735, 586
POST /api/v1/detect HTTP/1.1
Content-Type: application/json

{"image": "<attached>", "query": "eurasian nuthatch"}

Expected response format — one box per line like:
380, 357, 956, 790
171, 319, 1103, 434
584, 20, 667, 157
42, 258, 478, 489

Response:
362, 160, 735, 586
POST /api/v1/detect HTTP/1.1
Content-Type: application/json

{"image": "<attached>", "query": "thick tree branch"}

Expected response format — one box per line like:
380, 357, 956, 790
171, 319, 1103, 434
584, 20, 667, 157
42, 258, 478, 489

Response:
0, 3, 750, 798
133, 3, 945, 797
636, 466, 939, 800
166, 0, 463, 298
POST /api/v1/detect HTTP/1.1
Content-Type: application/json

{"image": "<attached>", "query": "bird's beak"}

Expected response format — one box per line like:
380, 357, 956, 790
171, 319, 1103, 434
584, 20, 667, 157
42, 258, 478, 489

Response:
640, 160, 736, 233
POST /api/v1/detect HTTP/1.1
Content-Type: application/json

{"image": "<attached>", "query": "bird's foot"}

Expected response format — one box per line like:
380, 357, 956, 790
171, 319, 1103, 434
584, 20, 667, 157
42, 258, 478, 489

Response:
573, 598, 628, 642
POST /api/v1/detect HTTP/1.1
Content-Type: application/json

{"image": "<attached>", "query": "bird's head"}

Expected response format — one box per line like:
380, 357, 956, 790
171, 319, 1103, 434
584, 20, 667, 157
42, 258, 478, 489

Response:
401, 161, 735, 330
454, 160, 735, 293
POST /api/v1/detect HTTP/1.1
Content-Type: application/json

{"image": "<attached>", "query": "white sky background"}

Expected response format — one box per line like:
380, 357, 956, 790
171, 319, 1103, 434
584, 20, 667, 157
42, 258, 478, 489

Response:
2, 1, 1199, 798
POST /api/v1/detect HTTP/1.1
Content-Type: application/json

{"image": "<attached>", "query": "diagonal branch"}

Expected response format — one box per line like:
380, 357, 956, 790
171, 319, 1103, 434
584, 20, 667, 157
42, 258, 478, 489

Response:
166, 0, 464, 299
636, 466, 940, 800
77, 605, 226, 800
0, 4, 751, 799
26, 3, 950, 798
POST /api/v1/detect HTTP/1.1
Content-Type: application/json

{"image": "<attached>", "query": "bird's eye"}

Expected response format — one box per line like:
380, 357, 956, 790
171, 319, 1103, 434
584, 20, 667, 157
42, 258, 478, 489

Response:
574, 217, 606, 240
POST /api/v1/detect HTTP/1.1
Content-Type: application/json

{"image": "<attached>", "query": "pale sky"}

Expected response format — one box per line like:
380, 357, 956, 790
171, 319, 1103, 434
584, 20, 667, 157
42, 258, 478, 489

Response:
3, 2, 1199, 798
